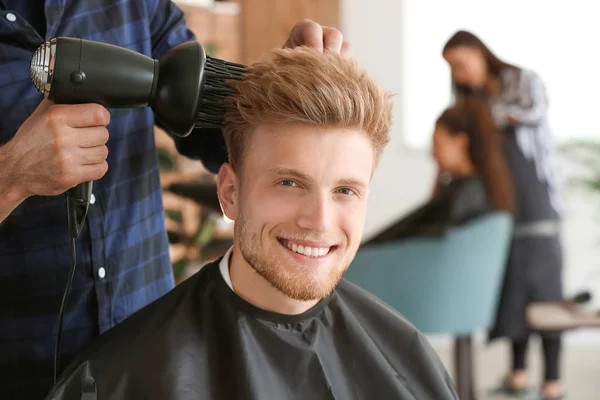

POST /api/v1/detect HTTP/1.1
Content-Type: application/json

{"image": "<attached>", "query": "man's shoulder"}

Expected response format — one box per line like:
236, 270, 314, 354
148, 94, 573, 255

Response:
58, 260, 221, 373
333, 277, 420, 338
332, 278, 459, 399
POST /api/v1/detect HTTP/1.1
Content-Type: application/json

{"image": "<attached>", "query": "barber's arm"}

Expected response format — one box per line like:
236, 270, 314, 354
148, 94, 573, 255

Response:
0, 148, 26, 223
492, 70, 548, 128
143, 0, 223, 169
148, 0, 197, 59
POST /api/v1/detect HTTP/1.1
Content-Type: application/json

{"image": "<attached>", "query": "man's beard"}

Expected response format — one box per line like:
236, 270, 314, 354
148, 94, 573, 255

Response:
235, 210, 352, 302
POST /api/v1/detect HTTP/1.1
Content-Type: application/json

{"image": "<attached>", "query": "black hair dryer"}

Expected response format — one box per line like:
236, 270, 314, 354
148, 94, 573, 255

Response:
30, 37, 245, 238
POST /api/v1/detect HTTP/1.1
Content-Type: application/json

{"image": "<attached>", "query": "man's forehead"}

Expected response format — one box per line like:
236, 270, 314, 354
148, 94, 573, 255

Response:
242, 123, 374, 178
251, 124, 372, 151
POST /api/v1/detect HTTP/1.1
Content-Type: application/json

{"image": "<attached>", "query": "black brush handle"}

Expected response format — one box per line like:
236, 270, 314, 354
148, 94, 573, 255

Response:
150, 41, 205, 137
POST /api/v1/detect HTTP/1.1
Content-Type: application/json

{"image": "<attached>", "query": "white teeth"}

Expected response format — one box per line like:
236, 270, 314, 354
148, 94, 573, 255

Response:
284, 241, 331, 258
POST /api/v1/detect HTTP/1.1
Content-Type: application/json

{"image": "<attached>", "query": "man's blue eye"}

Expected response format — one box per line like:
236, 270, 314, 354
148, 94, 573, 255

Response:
338, 188, 354, 195
280, 180, 296, 187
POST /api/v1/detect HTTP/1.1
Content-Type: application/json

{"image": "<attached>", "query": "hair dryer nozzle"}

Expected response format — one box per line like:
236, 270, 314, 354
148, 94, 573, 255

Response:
151, 42, 247, 137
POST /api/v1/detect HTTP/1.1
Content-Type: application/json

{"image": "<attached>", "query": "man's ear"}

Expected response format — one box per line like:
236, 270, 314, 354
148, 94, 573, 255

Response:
217, 163, 239, 221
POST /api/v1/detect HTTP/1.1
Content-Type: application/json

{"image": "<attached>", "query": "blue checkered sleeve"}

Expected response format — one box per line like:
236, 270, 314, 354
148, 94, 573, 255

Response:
0, 1, 196, 398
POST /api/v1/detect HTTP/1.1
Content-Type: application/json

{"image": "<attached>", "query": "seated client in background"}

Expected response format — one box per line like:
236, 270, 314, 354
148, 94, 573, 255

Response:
367, 98, 513, 244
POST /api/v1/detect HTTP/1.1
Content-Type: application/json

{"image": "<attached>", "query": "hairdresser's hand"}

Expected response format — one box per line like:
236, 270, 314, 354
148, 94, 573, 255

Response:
3, 99, 110, 199
284, 19, 352, 58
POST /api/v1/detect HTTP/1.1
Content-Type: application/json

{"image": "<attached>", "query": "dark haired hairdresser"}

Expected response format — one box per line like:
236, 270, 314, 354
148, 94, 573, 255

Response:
442, 30, 564, 400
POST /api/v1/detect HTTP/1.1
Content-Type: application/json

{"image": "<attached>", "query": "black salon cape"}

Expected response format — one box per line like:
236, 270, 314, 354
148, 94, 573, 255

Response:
45, 259, 458, 400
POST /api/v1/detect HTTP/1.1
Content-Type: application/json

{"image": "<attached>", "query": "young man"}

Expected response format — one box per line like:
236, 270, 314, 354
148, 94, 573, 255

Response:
46, 47, 458, 400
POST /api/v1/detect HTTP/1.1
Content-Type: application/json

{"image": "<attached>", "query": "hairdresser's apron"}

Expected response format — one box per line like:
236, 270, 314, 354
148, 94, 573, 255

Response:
489, 123, 564, 341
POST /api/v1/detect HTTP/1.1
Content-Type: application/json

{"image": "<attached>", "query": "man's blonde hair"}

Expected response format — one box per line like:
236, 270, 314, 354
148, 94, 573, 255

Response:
223, 46, 393, 171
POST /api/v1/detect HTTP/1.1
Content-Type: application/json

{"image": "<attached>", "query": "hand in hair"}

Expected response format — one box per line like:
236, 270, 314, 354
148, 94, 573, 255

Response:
284, 19, 352, 58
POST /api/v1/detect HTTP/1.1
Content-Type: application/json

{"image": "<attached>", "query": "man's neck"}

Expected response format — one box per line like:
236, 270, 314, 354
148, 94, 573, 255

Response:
228, 245, 319, 315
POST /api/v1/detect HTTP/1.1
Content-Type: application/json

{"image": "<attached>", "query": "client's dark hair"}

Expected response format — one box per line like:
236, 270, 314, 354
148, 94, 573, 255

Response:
436, 98, 514, 213
443, 30, 519, 99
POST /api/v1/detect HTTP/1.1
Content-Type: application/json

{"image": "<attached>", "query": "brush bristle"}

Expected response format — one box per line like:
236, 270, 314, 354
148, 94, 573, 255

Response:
195, 56, 247, 129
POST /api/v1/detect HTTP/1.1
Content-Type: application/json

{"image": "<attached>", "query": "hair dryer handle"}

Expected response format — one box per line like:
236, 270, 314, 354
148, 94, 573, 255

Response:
66, 181, 93, 238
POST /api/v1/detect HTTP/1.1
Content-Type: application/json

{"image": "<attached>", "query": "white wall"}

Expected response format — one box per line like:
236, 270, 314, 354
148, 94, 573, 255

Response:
402, 0, 600, 149
342, 0, 436, 239
342, 0, 600, 308
342, 0, 600, 228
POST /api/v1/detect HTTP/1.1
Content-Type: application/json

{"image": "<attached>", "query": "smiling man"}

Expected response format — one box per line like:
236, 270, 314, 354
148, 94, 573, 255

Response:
46, 47, 458, 400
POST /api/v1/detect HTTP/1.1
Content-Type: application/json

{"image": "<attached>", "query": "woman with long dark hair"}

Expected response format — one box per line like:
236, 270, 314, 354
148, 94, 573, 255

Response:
442, 30, 564, 400
367, 98, 512, 246
432, 98, 514, 214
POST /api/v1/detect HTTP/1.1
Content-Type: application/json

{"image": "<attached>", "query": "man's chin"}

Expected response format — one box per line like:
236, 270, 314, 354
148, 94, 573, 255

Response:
269, 269, 344, 302
276, 284, 334, 302
242, 243, 348, 302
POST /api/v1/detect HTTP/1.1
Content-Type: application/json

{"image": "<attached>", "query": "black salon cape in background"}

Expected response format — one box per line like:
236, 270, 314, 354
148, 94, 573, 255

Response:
366, 175, 491, 245
45, 259, 458, 400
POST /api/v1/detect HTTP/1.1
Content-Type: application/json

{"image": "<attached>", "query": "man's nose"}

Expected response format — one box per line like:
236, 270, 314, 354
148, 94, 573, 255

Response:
296, 193, 333, 233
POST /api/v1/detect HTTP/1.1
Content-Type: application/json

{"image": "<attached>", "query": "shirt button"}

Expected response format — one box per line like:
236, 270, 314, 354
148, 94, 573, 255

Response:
90, 194, 96, 205
6, 13, 16, 22
98, 267, 106, 279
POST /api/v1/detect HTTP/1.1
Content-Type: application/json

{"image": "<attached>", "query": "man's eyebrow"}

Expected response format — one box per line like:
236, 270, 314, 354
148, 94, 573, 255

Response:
336, 178, 368, 189
268, 167, 312, 182
268, 167, 367, 189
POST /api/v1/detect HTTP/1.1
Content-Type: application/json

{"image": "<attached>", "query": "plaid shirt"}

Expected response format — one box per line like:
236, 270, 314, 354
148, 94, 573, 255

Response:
0, 1, 196, 398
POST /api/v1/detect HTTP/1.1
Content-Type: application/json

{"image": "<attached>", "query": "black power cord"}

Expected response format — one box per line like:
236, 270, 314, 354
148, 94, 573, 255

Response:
54, 203, 80, 383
